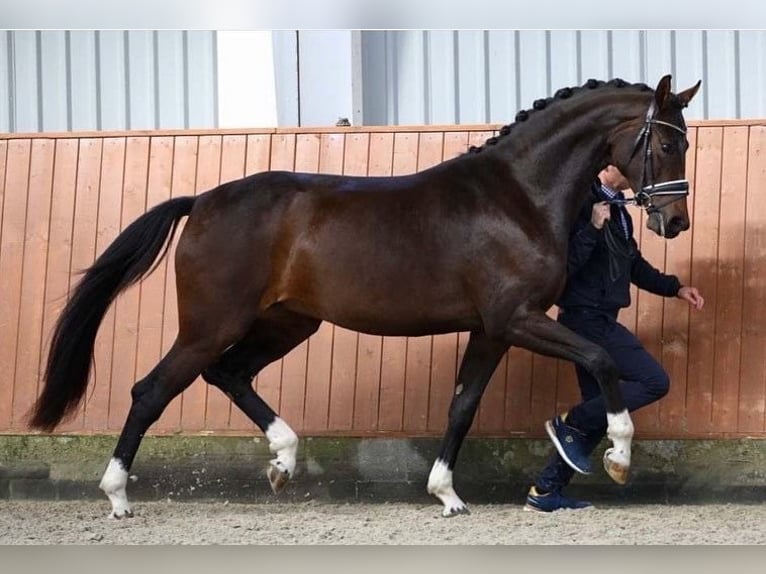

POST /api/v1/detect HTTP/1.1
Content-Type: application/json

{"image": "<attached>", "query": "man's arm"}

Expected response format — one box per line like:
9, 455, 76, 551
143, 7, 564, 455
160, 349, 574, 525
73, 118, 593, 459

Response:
567, 201, 610, 275
629, 243, 682, 296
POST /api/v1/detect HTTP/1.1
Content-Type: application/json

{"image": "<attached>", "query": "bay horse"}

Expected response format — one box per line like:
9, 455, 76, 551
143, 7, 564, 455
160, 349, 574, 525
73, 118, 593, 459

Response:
30, 75, 700, 518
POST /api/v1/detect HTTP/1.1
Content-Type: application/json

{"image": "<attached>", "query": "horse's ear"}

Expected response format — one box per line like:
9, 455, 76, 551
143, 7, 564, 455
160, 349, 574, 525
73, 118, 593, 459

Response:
676, 80, 702, 108
654, 74, 673, 108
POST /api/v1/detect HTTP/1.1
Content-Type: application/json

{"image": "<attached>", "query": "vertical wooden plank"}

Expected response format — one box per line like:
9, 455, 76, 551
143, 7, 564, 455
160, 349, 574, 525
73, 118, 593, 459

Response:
377, 132, 418, 432
711, 126, 748, 432
36, 139, 78, 434
686, 126, 723, 434
178, 134, 221, 431
277, 133, 320, 435
155, 135, 198, 432
219, 135, 247, 185
245, 134, 273, 176
353, 132, 391, 433
0, 142, 7, 430
478, 354, 509, 436
426, 132, 465, 434
85, 137, 126, 431
505, 346, 535, 434
402, 132, 442, 434
739, 125, 766, 434
0, 140, 32, 431
11, 140, 54, 430
134, 137, 176, 430
59, 138, 103, 433
0, 142, 6, 425
319, 134, 360, 431
659, 127, 697, 435
202, 135, 246, 431
109, 137, 150, 431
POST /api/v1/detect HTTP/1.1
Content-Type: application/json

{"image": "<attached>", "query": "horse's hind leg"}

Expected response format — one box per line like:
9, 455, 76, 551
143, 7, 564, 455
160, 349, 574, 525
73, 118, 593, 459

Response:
428, 331, 508, 517
99, 336, 229, 518
201, 311, 321, 493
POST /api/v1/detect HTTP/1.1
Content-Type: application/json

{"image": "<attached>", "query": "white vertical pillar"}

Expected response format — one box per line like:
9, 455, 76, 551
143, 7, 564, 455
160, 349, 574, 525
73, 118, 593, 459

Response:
216, 31, 278, 128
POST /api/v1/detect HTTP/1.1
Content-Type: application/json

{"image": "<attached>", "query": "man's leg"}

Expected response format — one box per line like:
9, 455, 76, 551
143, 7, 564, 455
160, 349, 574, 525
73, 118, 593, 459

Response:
564, 321, 670, 435
526, 313, 609, 511
528, 313, 670, 508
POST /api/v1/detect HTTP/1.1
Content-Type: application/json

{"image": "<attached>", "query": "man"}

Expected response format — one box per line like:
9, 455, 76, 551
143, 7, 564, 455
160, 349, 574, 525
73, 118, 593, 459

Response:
524, 165, 705, 513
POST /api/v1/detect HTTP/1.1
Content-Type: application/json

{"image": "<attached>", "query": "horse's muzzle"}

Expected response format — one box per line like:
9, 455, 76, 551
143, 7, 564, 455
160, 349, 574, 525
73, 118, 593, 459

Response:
647, 212, 689, 238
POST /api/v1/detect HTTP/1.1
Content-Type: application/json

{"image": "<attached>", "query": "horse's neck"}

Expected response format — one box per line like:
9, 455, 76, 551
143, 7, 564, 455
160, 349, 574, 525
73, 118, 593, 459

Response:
492, 90, 649, 232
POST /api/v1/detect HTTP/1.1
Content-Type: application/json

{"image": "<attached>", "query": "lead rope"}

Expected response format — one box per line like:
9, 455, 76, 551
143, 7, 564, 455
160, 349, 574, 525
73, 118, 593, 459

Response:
603, 218, 634, 282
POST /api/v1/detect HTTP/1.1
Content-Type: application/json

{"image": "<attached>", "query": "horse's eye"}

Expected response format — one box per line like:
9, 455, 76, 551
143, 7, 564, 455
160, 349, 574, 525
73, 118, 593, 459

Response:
660, 142, 676, 154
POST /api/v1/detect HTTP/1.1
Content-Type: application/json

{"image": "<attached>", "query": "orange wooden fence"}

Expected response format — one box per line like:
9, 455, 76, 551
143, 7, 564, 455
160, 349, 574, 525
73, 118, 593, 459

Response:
1, 122, 765, 439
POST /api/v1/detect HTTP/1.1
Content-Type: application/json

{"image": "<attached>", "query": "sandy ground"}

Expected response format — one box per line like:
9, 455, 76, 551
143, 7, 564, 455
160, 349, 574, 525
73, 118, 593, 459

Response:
0, 500, 764, 544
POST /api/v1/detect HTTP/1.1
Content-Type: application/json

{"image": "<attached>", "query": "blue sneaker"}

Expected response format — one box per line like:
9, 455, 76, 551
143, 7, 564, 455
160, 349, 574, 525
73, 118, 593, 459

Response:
523, 486, 593, 513
545, 414, 593, 475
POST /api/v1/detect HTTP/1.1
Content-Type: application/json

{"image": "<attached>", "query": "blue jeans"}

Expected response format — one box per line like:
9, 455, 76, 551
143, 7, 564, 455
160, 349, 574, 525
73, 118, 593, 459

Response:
535, 308, 670, 493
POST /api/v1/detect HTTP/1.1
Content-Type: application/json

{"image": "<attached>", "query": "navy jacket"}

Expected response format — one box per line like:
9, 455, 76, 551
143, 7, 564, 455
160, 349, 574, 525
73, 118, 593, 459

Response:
556, 182, 682, 313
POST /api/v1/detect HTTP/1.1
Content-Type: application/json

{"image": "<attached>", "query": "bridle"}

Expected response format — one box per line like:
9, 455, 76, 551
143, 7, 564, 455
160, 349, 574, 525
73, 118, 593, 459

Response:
606, 100, 689, 236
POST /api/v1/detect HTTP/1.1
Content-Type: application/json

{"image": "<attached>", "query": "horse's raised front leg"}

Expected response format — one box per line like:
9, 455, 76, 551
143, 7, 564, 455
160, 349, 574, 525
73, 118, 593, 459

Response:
506, 310, 633, 483
428, 332, 508, 517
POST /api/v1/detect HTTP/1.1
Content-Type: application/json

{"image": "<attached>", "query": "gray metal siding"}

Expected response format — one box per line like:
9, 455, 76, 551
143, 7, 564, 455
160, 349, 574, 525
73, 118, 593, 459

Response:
296, 31, 354, 126
273, 31, 300, 126
361, 30, 766, 125
1, 30, 217, 133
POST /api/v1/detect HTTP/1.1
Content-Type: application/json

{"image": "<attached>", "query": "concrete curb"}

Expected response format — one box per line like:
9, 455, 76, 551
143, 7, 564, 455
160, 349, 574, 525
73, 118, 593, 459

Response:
1, 435, 764, 505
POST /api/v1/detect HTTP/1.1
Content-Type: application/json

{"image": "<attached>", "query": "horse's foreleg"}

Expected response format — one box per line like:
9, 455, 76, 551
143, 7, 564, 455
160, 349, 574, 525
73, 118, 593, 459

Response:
428, 332, 508, 517
202, 313, 321, 494
506, 310, 632, 483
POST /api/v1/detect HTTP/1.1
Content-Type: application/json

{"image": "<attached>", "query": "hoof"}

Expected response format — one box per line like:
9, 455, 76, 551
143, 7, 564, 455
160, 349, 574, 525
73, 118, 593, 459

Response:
603, 449, 630, 485
267, 461, 290, 494
110, 509, 134, 519
442, 505, 471, 518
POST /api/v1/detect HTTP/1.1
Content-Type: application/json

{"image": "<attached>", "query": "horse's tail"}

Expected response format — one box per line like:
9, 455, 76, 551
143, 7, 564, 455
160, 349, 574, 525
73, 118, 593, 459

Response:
29, 196, 197, 431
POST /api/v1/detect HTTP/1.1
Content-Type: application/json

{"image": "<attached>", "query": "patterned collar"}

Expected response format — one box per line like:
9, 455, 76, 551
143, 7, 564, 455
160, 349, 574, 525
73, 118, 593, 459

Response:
600, 183, 624, 200
599, 183, 630, 239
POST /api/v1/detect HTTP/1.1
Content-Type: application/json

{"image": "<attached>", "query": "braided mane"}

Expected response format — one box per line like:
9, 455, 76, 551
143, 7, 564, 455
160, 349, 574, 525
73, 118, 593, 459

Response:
467, 78, 653, 154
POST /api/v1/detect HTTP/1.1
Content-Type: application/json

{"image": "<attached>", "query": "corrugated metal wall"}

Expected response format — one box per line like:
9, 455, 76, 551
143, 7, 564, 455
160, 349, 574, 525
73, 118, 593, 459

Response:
361, 30, 766, 125
0, 31, 217, 132
3, 30, 764, 133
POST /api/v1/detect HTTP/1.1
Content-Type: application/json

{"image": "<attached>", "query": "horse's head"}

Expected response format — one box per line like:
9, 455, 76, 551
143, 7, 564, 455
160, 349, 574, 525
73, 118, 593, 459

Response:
609, 75, 701, 238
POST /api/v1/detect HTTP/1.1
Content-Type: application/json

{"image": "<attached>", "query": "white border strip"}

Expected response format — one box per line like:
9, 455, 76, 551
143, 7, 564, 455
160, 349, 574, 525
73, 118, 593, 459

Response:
2, 0, 766, 30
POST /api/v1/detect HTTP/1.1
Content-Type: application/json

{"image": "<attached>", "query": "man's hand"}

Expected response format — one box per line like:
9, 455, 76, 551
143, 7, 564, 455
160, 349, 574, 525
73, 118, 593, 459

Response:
591, 202, 611, 230
677, 286, 705, 310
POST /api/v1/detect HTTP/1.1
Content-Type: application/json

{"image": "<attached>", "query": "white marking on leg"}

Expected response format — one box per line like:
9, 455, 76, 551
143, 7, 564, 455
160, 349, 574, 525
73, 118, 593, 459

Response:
606, 409, 634, 467
99, 458, 133, 518
265, 417, 298, 477
427, 459, 468, 517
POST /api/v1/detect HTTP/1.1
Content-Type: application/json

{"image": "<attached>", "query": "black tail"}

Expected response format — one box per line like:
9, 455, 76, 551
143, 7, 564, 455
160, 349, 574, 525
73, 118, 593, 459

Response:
29, 196, 197, 431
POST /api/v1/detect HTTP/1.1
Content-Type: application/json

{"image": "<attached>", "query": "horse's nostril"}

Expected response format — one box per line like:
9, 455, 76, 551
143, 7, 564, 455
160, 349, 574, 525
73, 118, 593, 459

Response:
668, 217, 689, 233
